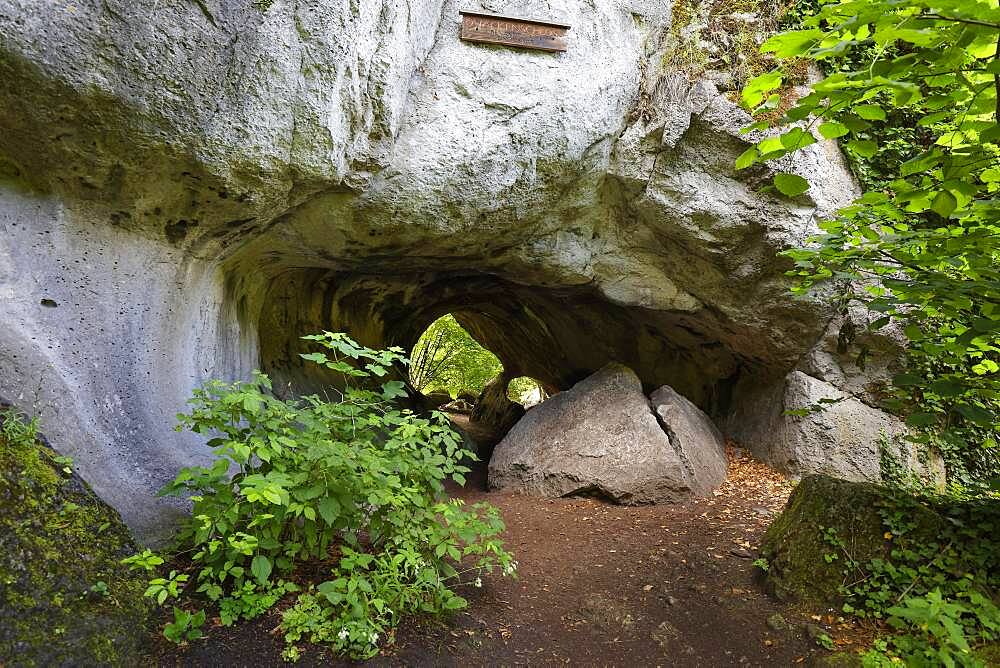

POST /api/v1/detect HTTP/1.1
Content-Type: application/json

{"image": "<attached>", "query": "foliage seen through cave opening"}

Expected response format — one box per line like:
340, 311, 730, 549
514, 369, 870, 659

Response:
408, 314, 503, 400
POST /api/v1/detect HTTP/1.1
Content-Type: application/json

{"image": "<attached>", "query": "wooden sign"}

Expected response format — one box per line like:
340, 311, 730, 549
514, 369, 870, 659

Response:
459, 10, 570, 53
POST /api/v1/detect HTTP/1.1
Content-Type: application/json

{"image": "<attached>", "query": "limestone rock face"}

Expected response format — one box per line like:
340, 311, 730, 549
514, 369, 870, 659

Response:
724, 371, 944, 485
0, 0, 868, 539
488, 364, 727, 503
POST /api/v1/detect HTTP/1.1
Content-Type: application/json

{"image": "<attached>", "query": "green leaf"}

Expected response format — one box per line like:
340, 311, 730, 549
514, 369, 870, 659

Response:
779, 128, 817, 150
742, 71, 783, 109
854, 105, 886, 121
251, 555, 272, 585
761, 29, 822, 57
956, 404, 994, 427
381, 381, 408, 400
893, 373, 924, 387
841, 116, 871, 133
906, 412, 939, 427
773, 173, 810, 197
317, 497, 341, 525
735, 147, 759, 170
928, 380, 964, 398
443, 595, 468, 610
846, 140, 877, 158
930, 190, 957, 218
818, 122, 849, 139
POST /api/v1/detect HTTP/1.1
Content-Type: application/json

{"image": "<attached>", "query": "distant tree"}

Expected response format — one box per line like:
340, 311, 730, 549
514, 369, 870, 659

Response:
409, 315, 503, 398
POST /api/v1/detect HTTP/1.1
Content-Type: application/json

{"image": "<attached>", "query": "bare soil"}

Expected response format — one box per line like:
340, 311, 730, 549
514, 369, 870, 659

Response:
154, 435, 840, 667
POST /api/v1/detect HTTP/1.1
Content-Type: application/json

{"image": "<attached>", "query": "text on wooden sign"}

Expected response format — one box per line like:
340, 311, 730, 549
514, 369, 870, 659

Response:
459, 11, 570, 52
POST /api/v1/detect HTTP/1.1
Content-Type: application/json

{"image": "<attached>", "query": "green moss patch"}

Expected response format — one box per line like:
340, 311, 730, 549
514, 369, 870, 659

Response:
760, 475, 945, 607
0, 410, 151, 665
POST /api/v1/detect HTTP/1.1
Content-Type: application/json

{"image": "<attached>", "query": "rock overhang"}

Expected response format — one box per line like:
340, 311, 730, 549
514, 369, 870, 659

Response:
0, 0, 866, 541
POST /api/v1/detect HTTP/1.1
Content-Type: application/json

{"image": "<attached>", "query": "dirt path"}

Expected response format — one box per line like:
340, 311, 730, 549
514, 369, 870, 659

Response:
155, 445, 835, 667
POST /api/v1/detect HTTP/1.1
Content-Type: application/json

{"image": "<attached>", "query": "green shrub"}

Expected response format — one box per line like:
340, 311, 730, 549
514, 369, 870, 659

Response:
828, 493, 1000, 666
154, 332, 515, 658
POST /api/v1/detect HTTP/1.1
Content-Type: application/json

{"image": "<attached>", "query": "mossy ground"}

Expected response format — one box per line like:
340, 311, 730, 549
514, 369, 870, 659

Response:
0, 410, 151, 666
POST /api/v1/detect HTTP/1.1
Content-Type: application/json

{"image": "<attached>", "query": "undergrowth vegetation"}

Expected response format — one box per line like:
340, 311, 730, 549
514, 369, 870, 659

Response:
128, 333, 515, 660
823, 493, 1000, 666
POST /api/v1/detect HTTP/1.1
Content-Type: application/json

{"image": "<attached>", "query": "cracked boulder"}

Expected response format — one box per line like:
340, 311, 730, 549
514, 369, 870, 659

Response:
488, 364, 727, 503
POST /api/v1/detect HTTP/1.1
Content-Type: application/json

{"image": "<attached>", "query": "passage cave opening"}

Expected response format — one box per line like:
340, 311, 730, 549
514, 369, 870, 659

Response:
251, 267, 765, 456
408, 313, 503, 408
507, 376, 549, 408
405, 312, 559, 465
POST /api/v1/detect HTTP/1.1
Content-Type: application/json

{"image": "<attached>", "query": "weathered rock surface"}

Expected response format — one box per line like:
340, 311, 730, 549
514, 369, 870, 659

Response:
650, 385, 729, 486
0, 0, 871, 539
488, 364, 727, 502
724, 370, 944, 484
761, 475, 1000, 611
761, 475, 898, 605
471, 374, 525, 440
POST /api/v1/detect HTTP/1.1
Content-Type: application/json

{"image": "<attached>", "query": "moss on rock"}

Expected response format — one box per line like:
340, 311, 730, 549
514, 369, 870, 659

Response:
760, 475, 944, 607
0, 410, 151, 665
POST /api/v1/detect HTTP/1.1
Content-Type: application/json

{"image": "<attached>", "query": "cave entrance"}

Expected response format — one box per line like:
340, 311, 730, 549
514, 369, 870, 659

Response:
408, 313, 502, 408
407, 312, 548, 467
507, 376, 549, 408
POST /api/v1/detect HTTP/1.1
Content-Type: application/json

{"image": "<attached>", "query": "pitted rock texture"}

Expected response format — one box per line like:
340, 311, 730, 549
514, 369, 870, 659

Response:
488, 364, 727, 503
1, 0, 867, 539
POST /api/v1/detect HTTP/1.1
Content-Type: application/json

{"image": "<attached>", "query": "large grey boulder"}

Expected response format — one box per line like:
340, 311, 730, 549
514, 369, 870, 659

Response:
650, 385, 729, 486
488, 364, 727, 503
0, 0, 869, 540
724, 370, 945, 485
